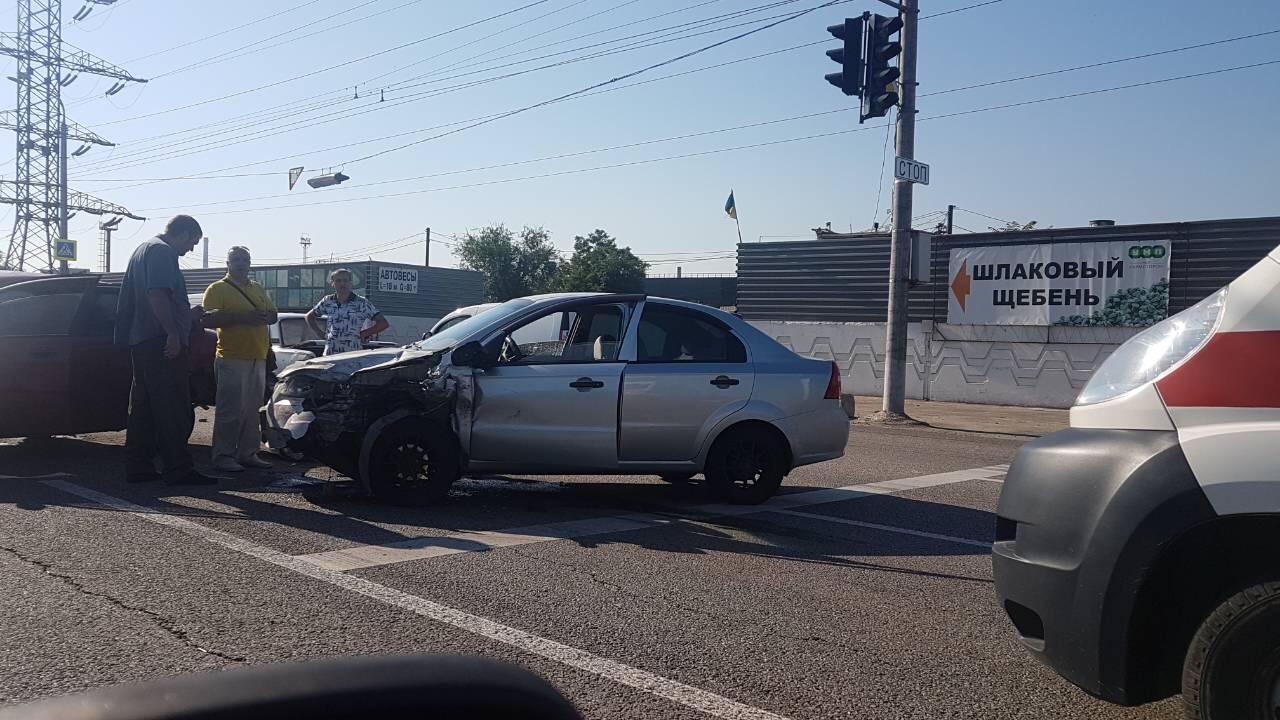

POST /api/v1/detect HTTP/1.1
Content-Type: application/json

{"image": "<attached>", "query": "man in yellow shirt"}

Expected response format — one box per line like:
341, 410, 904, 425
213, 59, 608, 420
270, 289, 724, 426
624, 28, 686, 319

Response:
201, 246, 277, 472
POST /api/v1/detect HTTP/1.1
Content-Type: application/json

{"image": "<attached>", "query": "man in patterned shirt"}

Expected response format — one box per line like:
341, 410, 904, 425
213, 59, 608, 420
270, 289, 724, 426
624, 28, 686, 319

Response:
305, 268, 390, 356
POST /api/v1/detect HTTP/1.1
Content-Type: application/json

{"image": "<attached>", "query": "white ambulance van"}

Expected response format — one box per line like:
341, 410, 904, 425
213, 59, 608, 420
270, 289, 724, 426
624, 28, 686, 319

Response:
993, 245, 1280, 719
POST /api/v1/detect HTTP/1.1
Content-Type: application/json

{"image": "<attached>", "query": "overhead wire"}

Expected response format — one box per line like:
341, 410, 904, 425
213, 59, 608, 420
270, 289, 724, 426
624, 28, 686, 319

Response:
86, 0, 825, 170
82, 0, 1010, 172
124, 0, 327, 64
362, 0, 653, 87
339, 0, 855, 167
150, 0, 425, 80
956, 207, 1012, 224
100, 108, 854, 200
87, 16, 1272, 179
133, 56, 1280, 217
83, 4, 850, 174
91, 0, 558, 127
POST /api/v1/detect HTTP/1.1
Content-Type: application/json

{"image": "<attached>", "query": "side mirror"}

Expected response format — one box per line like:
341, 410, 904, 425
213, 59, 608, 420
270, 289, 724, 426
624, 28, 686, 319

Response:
450, 340, 486, 368
421, 330, 432, 340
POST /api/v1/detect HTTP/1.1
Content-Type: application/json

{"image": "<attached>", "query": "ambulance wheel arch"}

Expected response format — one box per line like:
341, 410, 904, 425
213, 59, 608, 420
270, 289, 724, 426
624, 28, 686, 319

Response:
1122, 513, 1280, 704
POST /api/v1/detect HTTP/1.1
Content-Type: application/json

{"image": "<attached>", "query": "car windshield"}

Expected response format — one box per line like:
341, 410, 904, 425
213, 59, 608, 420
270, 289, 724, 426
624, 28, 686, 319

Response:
278, 316, 323, 346
413, 298, 532, 352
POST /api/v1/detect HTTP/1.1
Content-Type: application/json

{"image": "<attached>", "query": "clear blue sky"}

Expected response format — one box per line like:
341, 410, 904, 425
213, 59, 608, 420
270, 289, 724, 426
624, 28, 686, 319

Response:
22, 0, 1280, 274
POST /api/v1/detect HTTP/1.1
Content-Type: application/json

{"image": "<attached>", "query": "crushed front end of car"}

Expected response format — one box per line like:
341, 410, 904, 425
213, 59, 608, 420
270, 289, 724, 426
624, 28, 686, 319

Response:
263, 347, 461, 498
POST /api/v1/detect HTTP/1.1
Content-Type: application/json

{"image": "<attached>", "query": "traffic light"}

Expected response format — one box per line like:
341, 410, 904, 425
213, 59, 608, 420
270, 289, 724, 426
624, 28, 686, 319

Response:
861, 13, 903, 122
823, 15, 866, 97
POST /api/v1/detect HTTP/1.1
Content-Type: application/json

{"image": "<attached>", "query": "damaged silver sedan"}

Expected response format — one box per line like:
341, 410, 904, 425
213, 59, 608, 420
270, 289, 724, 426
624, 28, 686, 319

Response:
264, 293, 849, 505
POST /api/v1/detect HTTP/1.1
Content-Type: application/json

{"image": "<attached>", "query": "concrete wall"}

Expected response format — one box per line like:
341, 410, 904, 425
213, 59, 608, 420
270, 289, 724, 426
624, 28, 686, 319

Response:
750, 320, 1143, 408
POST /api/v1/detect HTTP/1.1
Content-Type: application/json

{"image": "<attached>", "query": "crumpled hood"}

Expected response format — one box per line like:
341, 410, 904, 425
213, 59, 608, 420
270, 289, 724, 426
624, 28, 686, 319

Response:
279, 347, 408, 382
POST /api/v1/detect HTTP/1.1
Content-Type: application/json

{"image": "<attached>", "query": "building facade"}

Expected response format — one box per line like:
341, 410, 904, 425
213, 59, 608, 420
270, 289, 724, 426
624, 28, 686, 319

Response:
101, 260, 483, 345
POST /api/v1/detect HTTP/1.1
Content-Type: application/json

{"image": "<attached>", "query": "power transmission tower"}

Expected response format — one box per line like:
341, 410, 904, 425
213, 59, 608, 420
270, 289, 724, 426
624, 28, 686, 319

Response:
0, 0, 146, 273
300, 234, 311, 263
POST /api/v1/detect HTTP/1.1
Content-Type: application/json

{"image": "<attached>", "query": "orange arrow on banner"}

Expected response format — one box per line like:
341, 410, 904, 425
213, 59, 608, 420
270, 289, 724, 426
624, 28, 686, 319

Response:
951, 259, 971, 311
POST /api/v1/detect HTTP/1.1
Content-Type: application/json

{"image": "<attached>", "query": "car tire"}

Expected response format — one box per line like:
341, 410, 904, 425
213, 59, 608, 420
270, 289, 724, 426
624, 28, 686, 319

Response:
1182, 580, 1280, 720
703, 425, 787, 505
366, 418, 460, 506
659, 473, 695, 484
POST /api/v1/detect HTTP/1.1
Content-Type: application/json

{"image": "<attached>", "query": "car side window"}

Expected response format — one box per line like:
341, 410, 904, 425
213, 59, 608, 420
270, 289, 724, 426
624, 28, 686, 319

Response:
0, 293, 83, 337
74, 288, 119, 337
501, 304, 627, 364
635, 306, 746, 363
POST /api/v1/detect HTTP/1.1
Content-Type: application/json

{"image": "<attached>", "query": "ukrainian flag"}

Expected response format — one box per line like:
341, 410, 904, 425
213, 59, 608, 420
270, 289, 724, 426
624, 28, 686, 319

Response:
724, 191, 737, 220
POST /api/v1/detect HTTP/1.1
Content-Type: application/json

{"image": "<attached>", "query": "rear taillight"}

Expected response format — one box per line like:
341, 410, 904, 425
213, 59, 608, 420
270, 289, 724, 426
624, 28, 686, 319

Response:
824, 361, 841, 400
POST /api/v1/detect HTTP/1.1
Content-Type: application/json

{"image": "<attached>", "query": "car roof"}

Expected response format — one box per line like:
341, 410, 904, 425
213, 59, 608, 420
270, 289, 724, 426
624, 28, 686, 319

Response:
0, 274, 102, 297
0, 270, 47, 290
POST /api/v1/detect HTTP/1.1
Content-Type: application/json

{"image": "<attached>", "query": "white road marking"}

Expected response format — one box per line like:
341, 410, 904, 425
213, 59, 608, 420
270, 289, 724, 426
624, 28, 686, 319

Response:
294, 464, 1011, 571
770, 510, 993, 549
44, 479, 789, 720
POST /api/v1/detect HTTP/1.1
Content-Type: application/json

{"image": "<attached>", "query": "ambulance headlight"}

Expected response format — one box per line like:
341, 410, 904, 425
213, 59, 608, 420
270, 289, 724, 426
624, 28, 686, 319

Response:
1076, 287, 1227, 406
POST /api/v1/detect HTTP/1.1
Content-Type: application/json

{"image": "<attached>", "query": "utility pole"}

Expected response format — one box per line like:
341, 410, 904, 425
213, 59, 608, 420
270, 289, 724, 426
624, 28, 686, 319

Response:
97, 215, 120, 272
424, 227, 430, 267
879, 0, 918, 420
300, 234, 311, 263
202, 235, 210, 269
945, 204, 954, 235
0, 0, 146, 272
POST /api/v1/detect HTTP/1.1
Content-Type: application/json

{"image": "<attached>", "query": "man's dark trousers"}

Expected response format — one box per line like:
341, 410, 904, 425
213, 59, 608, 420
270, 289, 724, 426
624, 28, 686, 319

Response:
125, 337, 194, 481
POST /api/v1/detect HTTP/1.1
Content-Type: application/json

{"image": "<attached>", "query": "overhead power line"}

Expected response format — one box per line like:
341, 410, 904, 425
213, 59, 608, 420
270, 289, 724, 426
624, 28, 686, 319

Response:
82, 2, 827, 171
86, 19, 1274, 180
921, 28, 1280, 98
92, 0, 557, 127
83, 2, 850, 174
340, 0, 854, 166
112, 107, 853, 202
90, 0, 818, 168
124, 0, 326, 64
151, 0, 424, 79
956, 207, 1012, 224
921, 0, 1004, 20
135, 57, 1280, 217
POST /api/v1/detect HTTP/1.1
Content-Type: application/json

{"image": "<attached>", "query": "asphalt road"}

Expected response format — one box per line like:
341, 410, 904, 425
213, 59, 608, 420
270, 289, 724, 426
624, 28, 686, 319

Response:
0, 412, 1182, 719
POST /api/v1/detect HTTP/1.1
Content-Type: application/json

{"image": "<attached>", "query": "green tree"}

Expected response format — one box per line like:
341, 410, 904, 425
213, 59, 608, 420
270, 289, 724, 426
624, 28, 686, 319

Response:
456, 224, 561, 301
554, 229, 648, 293
990, 220, 1039, 232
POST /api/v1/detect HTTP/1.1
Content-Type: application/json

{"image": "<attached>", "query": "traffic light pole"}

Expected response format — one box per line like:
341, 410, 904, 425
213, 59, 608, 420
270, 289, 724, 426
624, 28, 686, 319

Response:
879, 0, 918, 420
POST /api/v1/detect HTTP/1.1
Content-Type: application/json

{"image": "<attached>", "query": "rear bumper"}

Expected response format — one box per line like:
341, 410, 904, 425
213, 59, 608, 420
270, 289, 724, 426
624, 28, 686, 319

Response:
991, 428, 1214, 705
776, 403, 849, 468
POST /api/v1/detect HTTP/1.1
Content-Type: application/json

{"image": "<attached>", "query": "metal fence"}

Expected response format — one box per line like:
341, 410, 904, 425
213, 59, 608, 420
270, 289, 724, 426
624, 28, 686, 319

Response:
736, 216, 1280, 322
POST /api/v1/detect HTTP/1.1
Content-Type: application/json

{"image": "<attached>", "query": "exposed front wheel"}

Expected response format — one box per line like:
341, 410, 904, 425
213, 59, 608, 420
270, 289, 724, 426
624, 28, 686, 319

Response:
703, 425, 787, 505
366, 418, 460, 506
1182, 581, 1280, 720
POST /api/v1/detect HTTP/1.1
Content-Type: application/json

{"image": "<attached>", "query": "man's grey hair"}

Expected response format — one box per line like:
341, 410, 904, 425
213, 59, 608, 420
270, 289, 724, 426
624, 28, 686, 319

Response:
227, 246, 251, 261
329, 268, 353, 282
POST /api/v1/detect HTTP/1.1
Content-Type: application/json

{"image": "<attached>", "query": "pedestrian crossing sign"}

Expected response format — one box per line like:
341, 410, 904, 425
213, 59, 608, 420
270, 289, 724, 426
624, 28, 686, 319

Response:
54, 239, 76, 262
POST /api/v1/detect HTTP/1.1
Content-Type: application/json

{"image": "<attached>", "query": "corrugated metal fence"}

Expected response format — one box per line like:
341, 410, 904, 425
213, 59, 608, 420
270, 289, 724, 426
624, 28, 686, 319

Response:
737, 216, 1280, 322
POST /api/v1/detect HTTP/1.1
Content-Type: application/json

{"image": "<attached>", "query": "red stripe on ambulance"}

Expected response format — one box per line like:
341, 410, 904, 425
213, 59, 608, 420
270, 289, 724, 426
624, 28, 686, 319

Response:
1156, 330, 1280, 408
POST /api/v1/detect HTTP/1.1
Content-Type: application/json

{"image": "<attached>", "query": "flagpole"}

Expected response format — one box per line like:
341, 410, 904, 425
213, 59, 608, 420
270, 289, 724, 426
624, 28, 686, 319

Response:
734, 215, 743, 245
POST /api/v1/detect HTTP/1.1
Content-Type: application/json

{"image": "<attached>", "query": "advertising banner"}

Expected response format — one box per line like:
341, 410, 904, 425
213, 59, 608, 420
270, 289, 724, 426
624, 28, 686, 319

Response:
377, 266, 418, 294
947, 240, 1171, 325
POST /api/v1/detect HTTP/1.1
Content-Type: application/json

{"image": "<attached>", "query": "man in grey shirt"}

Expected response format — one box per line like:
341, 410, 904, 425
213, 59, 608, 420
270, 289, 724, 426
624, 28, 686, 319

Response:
115, 215, 216, 486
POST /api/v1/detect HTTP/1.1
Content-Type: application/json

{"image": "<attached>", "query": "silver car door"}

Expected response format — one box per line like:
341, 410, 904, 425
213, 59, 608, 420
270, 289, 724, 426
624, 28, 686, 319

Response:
470, 300, 634, 470
619, 303, 754, 462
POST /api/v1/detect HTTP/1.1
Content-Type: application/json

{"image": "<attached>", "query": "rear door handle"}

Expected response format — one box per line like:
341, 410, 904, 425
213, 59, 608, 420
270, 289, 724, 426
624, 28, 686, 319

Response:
710, 375, 740, 389
569, 377, 604, 390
